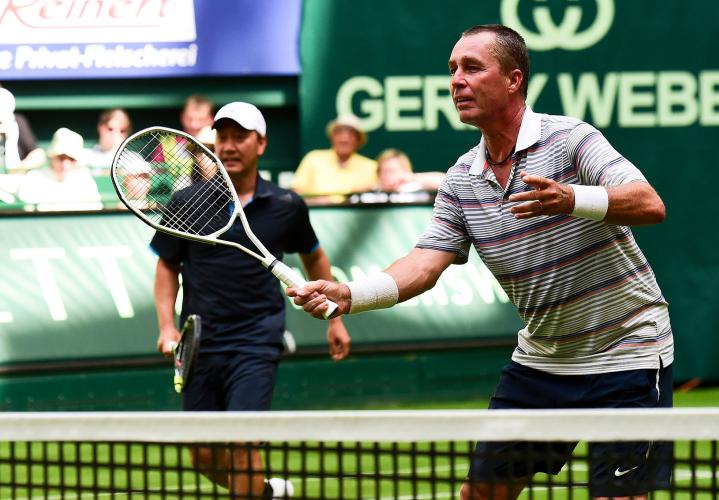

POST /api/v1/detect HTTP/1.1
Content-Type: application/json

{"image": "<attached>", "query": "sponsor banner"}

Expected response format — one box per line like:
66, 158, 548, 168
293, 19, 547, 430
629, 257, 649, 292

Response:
0, 0, 301, 79
0, 209, 521, 366
299, 0, 719, 381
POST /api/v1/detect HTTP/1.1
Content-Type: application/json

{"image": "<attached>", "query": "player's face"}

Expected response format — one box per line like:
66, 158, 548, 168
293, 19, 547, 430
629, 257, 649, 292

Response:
448, 32, 512, 126
330, 126, 360, 159
181, 104, 213, 138
214, 121, 266, 176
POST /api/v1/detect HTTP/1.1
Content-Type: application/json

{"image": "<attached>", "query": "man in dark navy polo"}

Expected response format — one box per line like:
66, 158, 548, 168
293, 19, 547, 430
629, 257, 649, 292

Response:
151, 102, 351, 499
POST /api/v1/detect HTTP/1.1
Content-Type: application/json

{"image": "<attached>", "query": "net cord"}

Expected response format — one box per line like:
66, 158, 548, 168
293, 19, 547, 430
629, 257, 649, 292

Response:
1, 409, 718, 443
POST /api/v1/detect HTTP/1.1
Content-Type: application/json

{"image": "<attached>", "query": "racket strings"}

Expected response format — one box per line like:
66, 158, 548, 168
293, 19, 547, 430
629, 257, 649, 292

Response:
117, 131, 234, 237
151, 134, 234, 235
160, 176, 230, 235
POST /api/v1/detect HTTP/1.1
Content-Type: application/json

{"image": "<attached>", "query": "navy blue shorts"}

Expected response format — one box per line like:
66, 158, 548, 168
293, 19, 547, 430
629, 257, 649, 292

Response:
183, 350, 280, 411
468, 360, 673, 497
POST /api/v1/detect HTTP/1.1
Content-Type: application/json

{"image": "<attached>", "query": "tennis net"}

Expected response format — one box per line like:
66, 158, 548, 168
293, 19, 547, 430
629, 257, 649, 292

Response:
1, 409, 718, 499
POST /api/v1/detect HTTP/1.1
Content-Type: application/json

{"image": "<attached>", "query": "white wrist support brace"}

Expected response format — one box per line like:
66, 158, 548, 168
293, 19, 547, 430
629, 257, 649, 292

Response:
569, 184, 609, 221
346, 272, 399, 314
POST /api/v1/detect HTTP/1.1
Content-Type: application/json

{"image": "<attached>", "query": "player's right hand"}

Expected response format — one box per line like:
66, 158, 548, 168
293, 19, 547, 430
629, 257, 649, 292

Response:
157, 327, 180, 357
287, 280, 351, 319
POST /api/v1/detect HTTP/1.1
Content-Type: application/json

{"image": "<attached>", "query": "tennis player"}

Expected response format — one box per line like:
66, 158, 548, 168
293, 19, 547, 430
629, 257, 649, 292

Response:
152, 102, 351, 499
288, 25, 673, 500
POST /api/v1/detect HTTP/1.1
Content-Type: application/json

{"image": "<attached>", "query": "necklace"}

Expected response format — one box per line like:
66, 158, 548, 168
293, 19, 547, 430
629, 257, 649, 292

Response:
485, 146, 514, 166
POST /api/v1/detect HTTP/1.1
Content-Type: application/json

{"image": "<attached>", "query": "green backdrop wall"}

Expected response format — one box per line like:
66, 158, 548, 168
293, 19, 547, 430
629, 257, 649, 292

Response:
299, 0, 719, 384
0, 209, 519, 410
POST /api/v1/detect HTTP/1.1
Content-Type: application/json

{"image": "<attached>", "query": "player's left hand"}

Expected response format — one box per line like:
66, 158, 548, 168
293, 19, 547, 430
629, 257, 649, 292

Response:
508, 171, 575, 219
327, 317, 351, 361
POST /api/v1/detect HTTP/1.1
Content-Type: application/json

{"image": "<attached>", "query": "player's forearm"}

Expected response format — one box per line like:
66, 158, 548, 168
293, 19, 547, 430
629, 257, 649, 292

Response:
301, 248, 333, 282
604, 182, 666, 226
385, 248, 455, 303
154, 259, 180, 332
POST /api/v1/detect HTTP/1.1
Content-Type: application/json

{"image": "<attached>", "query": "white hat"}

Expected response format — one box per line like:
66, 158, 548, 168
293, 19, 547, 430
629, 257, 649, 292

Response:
213, 102, 266, 137
120, 150, 151, 175
326, 114, 367, 147
197, 125, 216, 146
48, 128, 84, 160
0, 87, 15, 122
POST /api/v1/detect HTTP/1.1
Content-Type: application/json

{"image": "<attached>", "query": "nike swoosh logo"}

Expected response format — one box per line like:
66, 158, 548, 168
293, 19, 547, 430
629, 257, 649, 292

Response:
614, 466, 639, 477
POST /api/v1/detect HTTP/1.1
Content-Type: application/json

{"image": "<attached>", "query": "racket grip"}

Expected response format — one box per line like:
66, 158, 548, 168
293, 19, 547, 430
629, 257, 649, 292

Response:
269, 261, 338, 319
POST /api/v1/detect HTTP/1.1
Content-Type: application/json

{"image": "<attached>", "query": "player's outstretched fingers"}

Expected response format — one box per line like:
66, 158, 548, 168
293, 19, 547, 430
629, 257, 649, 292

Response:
302, 293, 331, 319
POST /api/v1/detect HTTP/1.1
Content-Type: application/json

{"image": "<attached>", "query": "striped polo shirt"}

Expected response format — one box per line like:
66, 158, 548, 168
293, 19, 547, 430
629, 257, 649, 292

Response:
417, 107, 673, 375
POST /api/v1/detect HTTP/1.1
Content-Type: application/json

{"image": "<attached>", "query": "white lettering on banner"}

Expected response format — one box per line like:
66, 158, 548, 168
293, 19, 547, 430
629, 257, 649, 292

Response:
337, 71, 719, 131
0, 49, 11, 70
500, 0, 615, 51
336, 76, 470, 133
9, 248, 68, 321
0, 0, 196, 44
550, 71, 719, 128
77, 247, 134, 319
12, 43, 198, 71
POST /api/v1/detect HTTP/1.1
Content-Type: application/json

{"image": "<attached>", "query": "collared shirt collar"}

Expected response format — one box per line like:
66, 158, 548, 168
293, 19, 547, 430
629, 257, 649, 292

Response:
241, 174, 273, 208
253, 174, 273, 199
469, 106, 542, 176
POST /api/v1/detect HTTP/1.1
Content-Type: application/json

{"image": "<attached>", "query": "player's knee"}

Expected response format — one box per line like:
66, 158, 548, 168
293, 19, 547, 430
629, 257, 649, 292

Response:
460, 481, 521, 500
189, 446, 216, 471
460, 482, 484, 500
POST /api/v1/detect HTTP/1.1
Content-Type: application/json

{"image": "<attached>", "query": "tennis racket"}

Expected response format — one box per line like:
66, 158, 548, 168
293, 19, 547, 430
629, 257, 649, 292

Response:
170, 314, 201, 394
110, 126, 337, 318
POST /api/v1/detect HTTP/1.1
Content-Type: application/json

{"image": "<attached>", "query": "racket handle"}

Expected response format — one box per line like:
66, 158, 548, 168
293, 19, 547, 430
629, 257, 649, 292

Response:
269, 261, 338, 319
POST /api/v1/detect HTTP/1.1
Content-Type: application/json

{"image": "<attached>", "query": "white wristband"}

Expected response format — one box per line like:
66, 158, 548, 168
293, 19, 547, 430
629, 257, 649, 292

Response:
569, 184, 608, 221
346, 272, 399, 314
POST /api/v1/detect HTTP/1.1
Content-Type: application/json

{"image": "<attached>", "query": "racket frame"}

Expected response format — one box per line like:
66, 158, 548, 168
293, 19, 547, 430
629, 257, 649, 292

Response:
173, 313, 201, 394
112, 126, 337, 317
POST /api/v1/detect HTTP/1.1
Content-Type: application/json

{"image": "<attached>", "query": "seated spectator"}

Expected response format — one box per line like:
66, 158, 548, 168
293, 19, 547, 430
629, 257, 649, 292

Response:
197, 125, 216, 152
291, 115, 377, 203
375, 149, 444, 192
85, 108, 132, 174
181, 94, 214, 139
17, 128, 101, 210
118, 150, 152, 203
0, 86, 46, 173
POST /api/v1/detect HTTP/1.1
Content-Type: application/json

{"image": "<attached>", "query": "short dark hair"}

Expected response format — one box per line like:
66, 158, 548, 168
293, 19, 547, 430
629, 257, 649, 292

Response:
97, 108, 132, 133
183, 94, 215, 114
461, 24, 530, 98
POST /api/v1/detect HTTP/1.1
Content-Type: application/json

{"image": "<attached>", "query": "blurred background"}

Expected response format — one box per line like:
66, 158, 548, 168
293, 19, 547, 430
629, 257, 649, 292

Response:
0, 0, 717, 411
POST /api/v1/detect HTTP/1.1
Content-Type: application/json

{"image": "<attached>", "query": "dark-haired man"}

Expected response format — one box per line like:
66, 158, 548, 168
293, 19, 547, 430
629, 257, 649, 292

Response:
153, 102, 351, 499
288, 25, 673, 500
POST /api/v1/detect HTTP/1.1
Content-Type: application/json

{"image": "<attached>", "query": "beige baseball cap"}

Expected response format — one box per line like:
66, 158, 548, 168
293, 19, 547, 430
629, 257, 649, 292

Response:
212, 102, 266, 137
326, 114, 368, 147
48, 128, 84, 160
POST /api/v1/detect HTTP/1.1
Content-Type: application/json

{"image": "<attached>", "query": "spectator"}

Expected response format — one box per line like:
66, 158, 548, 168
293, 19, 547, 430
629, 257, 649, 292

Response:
197, 125, 216, 152
0, 87, 46, 173
291, 115, 377, 202
180, 94, 214, 139
17, 128, 101, 210
119, 150, 152, 202
85, 108, 132, 174
375, 148, 445, 192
